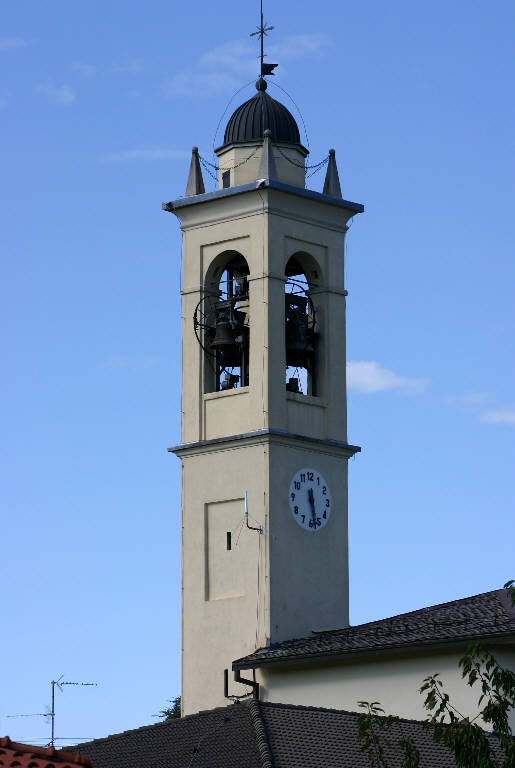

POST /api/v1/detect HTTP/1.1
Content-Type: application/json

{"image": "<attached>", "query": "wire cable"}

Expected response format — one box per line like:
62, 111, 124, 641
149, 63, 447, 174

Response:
267, 80, 310, 148
186, 711, 234, 768
212, 80, 256, 152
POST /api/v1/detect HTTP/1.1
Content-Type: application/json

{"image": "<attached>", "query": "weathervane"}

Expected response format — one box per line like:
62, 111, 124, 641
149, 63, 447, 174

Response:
250, 0, 278, 78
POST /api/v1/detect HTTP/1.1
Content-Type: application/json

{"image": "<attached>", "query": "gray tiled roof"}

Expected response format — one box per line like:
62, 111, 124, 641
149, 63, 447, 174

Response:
68, 700, 504, 768
68, 705, 261, 768
234, 589, 515, 669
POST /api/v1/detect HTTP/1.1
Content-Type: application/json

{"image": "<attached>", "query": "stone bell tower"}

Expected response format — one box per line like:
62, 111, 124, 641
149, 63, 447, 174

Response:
163, 76, 363, 716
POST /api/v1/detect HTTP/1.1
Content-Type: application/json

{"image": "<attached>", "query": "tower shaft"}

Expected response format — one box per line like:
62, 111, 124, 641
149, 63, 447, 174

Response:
166, 177, 362, 715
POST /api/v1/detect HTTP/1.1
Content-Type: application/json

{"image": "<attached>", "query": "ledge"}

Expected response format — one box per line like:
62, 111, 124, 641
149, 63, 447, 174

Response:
204, 386, 249, 401
162, 179, 364, 214
286, 391, 327, 408
169, 428, 361, 457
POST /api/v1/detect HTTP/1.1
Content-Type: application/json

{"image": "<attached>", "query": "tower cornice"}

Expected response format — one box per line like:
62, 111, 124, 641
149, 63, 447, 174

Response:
162, 179, 364, 217
168, 428, 361, 459
163, 181, 364, 236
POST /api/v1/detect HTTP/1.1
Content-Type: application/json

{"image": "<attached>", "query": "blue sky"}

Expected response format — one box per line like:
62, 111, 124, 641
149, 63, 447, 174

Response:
1, 0, 514, 747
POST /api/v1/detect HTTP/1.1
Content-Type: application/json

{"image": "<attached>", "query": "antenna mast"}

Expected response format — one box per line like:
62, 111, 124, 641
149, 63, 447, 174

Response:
7, 676, 98, 747
49, 677, 98, 746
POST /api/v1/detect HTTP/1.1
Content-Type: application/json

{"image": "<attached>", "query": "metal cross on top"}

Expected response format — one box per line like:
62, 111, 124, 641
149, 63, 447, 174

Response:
250, 0, 278, 78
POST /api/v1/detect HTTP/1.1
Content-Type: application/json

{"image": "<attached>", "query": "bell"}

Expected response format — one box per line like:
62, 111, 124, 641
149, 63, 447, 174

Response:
285, 294, 315, 367
221, 372, 240, 390
234, 275, 248, 298
211, 320, 237, 348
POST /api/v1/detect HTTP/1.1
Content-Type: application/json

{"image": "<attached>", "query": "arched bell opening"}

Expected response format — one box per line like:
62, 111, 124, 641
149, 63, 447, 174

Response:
194, 251, 250, 393
284, 254, 319, 396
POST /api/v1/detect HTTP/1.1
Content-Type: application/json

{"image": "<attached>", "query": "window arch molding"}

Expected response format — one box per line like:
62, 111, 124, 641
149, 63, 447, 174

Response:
284, 250, 323, 290
204, 249, 250, 296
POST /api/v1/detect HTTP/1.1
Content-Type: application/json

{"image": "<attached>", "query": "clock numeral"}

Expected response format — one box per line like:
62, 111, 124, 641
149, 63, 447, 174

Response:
300, 473, 306, 483
291, 492, 295, 501
325, 499, 330, 508
317, 517, 321, 526
322, 486, 327, 495
301, 514, 305, 524
317, 476, 320, 485
294, 505, 299, 515
307, 471, 314, 481
323, 510, 327, 519
294, 481, 301, 490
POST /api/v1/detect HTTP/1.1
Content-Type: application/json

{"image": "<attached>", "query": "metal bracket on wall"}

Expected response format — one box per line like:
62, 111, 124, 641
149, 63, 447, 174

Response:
244, 490, 263, 534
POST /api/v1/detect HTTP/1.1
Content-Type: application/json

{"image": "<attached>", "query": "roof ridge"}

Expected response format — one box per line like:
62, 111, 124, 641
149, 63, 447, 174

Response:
248, 701, 273, 768
290, 588, 508, 642
67, 704, 237, 749
346, 588, 507, 629
256, 700, 502, 743
234, 588, 515, 670
253, 700, 431, 728
496, 588, 515, 618
241, 589, 507, 656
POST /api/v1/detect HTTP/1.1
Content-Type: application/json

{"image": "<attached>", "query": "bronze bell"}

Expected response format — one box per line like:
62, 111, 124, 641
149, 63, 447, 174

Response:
286, 318, 308, 350
234, 274, 248, 298
211, 320, 237, 348
221, 372, 240, 390
286, 294, 315, 365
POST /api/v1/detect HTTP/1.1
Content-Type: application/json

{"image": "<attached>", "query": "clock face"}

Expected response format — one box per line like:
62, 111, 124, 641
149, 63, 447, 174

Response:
289, 468, 331, 531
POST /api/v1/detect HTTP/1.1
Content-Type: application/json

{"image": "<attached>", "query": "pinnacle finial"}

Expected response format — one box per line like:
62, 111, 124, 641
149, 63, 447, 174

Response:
323, 148, 342, 199
185, 146, 205, 197
257, 128, 277, 181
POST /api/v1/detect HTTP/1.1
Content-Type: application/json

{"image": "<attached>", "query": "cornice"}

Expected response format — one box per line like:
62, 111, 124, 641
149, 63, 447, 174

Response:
169, 428, 361, 459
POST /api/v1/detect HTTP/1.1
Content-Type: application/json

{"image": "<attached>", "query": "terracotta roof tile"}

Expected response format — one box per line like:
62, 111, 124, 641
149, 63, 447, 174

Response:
0, 738, 91, 768
233, 588, 515, 669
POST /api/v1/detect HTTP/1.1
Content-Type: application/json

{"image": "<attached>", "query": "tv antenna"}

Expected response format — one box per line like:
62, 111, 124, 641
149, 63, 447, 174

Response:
250, 0, 278, 78
6, 674, 98, 746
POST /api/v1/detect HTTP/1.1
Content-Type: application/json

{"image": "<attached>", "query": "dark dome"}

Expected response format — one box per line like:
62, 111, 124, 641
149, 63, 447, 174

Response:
223, 81, 301, 146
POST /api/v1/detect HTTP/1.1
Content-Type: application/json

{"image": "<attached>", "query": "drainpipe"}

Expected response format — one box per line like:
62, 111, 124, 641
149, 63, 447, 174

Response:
224, 668, 259, 700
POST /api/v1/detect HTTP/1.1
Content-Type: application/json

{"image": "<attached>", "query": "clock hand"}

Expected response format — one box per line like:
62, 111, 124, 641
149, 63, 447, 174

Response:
308, 487, 316, 525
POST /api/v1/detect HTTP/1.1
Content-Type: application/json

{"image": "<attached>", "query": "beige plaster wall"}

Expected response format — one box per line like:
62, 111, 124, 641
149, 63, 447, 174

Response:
180, 440, 269, 716
175, 187, 354, 446
258, 647, 515, 731
178, 431, 355, 716
267, 437, 350, 642
172, 186, 361, 716
216, 143, 306, 188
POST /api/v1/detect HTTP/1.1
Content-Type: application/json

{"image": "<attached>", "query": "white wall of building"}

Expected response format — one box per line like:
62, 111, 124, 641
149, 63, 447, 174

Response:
257, 646, 515, 731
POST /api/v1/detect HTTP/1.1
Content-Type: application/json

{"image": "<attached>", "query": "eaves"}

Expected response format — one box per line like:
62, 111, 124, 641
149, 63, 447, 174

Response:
232, 631, 515, 671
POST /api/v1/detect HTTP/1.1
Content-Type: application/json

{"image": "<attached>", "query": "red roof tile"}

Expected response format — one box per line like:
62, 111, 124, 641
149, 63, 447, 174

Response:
0, 737, 92, 768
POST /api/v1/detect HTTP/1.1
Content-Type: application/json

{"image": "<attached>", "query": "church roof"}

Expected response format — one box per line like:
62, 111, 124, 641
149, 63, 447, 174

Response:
0, 737, 91, 768
234, 588, 515, 670
66, 700, 504, 768
221, 79, 301, 148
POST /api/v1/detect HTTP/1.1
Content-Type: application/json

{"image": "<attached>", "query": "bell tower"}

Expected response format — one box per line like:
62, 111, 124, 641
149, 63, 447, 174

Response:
163, 71, 363, 716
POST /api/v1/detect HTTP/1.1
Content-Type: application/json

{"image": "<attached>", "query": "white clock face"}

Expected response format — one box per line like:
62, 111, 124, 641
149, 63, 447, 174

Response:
289, 468, 331, 531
